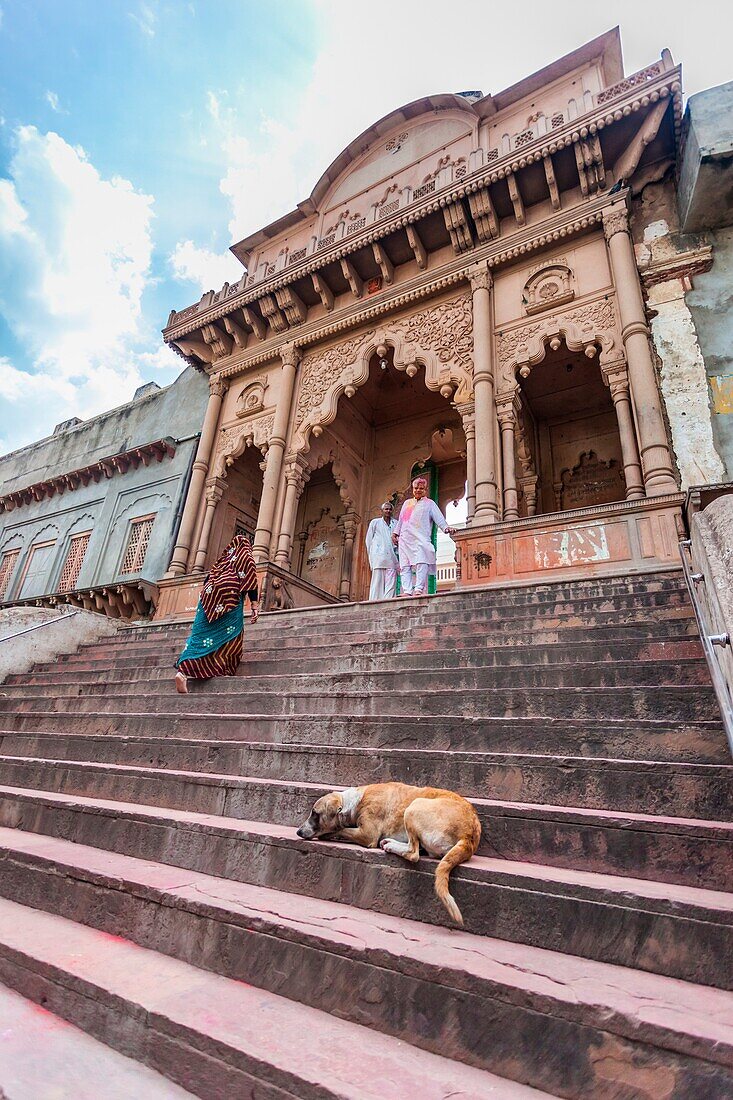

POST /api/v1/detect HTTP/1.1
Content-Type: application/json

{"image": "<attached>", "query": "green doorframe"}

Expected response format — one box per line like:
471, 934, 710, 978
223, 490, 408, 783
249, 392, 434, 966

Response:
410, 460, 439, 595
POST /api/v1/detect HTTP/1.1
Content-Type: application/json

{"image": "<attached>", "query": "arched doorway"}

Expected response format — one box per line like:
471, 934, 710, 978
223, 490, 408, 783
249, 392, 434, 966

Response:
203, 443, 265, 567
514, 341, 627, 517
295, 348, 467, 601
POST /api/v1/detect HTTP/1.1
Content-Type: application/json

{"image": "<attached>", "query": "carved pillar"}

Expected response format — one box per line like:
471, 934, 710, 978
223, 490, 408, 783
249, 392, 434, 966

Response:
274, 456, 310, 567
520, 475, 539, 517
193, 477, 226, 571
603, 205, 677, 495
456, 402, 476, 521
338, 512, 359, 602
497, 395, 520, 520
469, 263, 499, 521
253, 343, 300, 561
167, 377, 228, 576
603, 361, 645, 500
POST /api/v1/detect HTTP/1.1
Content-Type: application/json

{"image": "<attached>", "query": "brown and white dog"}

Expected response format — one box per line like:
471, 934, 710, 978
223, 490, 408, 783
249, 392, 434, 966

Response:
296, 781, 481, 925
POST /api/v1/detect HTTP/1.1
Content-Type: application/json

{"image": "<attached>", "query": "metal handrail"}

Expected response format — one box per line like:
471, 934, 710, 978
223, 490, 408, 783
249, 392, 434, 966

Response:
0, 609, 82, 644
679, 539, 733, 756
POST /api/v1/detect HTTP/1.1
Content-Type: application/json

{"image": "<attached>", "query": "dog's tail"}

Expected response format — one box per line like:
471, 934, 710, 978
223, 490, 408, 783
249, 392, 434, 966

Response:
434, 817, 481, 926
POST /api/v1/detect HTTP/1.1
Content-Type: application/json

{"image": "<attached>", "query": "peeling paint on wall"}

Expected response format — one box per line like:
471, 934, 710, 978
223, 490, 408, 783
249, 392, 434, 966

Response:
647, 278, 726, 488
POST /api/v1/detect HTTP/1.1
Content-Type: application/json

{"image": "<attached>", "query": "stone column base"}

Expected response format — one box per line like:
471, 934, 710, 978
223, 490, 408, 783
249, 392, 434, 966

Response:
454, 494, 685, 588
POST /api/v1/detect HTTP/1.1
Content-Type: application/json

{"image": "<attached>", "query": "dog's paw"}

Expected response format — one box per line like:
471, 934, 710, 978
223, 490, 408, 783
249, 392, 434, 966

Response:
379, 838, 391, 851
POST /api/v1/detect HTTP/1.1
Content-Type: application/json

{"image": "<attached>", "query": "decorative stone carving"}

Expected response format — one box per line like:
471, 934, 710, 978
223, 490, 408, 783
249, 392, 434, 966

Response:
291, 293, 474, 452
559, 450, 624, 510
209, 377, 229, 399
498, 298, 620, 389
214, 414, 275, 476
522, 263, 575, 315
602, 208, 629, 242
235, 377, 268, 418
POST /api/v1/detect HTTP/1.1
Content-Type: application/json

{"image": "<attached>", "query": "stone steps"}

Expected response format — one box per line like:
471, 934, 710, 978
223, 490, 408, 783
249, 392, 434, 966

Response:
0, 898, 527, 1100
1, 568, 731, 1097
1, 832, 732, 1100
0, 743, 730, 819
1, 712, 725, 761
45, 634, 706, 674
6, 658, 712, 691
4, 684, 716, 723
0, 982, 194, 1099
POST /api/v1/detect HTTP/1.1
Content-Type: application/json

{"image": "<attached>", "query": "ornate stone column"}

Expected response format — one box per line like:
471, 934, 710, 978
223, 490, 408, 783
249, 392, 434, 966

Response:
469, 263, 499, 522
603, 360, 645, 500
193, 477, 226, 570
497, 395, 520, 520
603, 205, 678, 495
456, 402, 476, 521
167, 376, 228, 576
338, 512, 359, 602
253, 343, 300, 561
274, 456, 310, 567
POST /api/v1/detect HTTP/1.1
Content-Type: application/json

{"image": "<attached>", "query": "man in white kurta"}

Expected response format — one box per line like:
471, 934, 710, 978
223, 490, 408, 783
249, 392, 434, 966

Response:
365, 502, 399, 600
392, 477, 455, 596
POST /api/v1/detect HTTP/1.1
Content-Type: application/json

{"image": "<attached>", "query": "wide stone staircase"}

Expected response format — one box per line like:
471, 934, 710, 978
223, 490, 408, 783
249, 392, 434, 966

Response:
0, 569, 731, 1098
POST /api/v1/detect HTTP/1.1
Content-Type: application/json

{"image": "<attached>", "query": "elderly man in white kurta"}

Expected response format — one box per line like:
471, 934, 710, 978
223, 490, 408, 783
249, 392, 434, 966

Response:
392, 477, 455, 597
365, 501, 399, 600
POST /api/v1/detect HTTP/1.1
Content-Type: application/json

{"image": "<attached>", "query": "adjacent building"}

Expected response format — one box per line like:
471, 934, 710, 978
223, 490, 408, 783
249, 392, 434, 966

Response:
0, 368, 207, 617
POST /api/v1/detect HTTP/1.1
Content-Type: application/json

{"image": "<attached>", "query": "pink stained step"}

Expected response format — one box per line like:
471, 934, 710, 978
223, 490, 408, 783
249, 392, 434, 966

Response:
0, 982, 194, 1099
0, 897, 549, 1100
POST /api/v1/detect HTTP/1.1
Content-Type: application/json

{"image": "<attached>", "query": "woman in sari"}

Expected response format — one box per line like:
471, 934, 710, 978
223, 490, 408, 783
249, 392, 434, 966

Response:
174, 534, 259, 694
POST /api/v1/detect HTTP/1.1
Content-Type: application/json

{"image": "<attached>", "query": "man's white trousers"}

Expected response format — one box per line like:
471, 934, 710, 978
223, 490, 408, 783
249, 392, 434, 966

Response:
400, 563, 429, 596
369, 567, 397, 601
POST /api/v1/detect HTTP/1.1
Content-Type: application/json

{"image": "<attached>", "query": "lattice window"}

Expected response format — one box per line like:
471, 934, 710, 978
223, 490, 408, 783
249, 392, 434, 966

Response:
454, 164, 467, 179
378, 200, 400, 219
57, 532, 91, 593
486, 149, 499, 163
412, 179, 437, 201
288, 248, 307, 265
120, 515, 155, 575
347, 217, 366, 235
551, 113, 564, 129
317, 233, 335, 250
0, 550, 20, 599
515, 128, 535, 148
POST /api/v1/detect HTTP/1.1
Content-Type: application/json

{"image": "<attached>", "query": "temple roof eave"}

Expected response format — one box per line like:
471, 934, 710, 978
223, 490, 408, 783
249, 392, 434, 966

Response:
229, 29, 624, 266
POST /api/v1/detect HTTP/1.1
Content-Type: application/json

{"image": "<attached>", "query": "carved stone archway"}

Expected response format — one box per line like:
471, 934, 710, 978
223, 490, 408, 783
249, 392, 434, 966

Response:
290, 291, 475, 455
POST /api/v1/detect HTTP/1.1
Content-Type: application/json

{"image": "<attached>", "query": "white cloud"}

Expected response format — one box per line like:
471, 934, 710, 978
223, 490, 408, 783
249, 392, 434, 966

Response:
170, 238, 239, 294
129, 2, 156, 38
0, 126, 161, 451
44, 90, 66, 114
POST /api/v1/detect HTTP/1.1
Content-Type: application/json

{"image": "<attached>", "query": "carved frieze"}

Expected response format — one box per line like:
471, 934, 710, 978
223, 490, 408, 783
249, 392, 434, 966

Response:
294, 331, 376, 446
388, 292, 474, 384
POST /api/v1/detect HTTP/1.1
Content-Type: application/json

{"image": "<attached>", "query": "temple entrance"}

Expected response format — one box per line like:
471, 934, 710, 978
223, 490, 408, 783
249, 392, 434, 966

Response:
294, 349, 467, 601
515, 343, 625, 517
207, 443, 264, 564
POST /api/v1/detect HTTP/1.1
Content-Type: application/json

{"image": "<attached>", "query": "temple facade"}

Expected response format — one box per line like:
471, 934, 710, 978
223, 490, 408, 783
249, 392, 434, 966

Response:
3, 29, 730, 621
158, 28, 730, 617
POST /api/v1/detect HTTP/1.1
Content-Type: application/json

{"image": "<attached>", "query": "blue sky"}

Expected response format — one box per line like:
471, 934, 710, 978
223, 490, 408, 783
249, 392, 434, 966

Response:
1, 0, 731, 455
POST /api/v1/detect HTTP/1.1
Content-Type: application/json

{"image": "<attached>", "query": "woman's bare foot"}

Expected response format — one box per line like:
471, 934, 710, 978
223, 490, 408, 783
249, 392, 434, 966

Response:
175, 671, 189, 694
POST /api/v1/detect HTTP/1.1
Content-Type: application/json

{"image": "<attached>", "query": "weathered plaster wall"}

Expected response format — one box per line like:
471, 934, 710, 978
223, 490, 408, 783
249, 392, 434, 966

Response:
686, 225, 733, 478
691, 495, 733, 695
631, 179, 727, 487
0, 367, 209, 599
0, 606, 118, 682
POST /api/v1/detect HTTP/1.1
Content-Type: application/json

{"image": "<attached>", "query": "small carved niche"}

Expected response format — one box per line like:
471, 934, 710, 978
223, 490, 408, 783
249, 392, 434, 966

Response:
522, 263, 575, 316
236, 377, 268, 418
559, 450, 624, 510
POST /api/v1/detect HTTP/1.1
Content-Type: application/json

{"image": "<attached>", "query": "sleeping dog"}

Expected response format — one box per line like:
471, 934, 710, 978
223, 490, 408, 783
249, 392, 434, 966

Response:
296, 781, 481, 925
